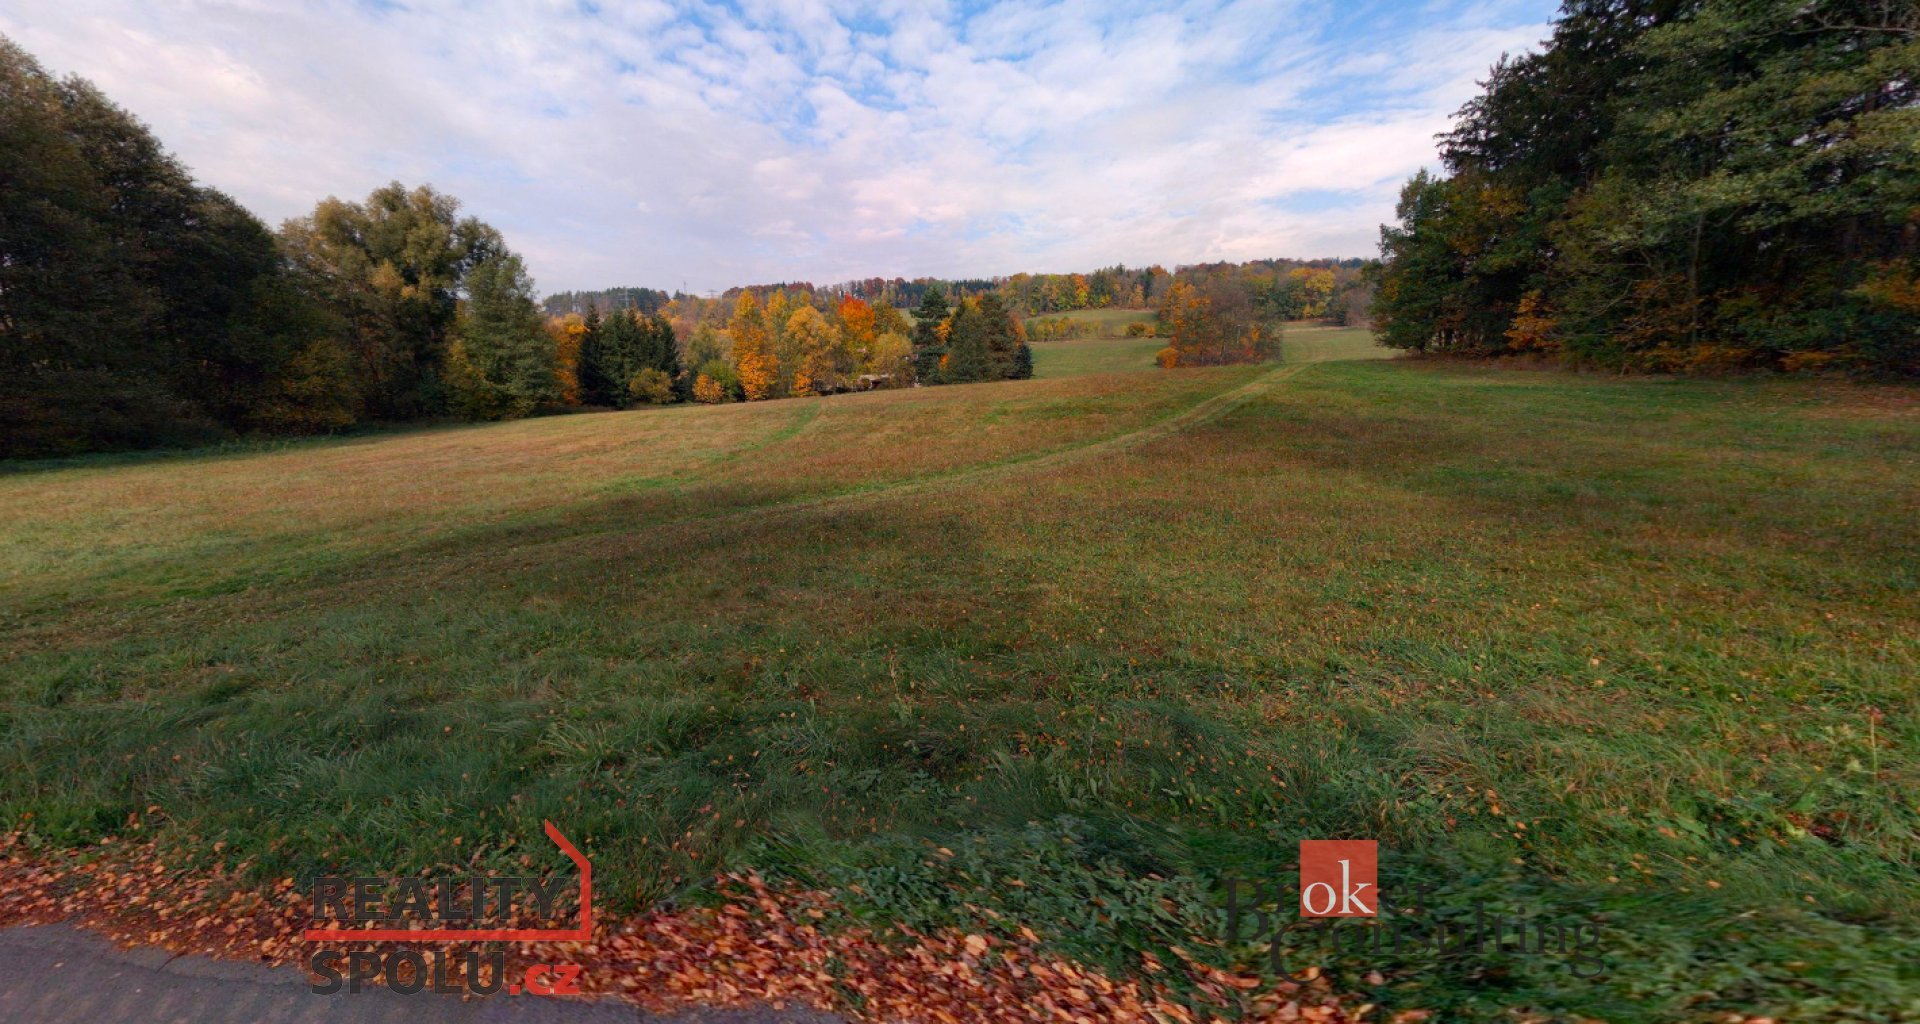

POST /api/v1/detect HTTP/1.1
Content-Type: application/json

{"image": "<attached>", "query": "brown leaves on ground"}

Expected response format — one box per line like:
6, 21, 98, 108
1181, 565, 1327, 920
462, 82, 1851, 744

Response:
0, 834, 1365, 1024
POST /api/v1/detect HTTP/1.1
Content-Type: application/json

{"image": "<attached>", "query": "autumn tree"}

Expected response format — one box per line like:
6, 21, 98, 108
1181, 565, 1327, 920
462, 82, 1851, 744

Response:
786, 305, 850, 394
728, 291, 779, 400
866, 332, 914, 385
837, 296, 879, 370
1157, 279, 1280, 367
546, 313, 586, 404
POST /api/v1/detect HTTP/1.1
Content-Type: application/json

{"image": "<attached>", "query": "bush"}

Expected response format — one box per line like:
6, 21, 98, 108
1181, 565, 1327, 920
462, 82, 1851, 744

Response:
627, 367, 675, 405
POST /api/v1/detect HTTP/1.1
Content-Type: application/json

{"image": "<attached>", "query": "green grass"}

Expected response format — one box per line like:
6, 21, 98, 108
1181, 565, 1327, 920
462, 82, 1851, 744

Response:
1039, 307, 1160, 336
2, 351, 1916, 1021
1031, 334, 1166, 377
1032, 321, 1388, 378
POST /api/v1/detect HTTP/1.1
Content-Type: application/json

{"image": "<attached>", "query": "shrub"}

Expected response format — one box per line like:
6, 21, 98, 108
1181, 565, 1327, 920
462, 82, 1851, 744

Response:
627, 367, 675, 405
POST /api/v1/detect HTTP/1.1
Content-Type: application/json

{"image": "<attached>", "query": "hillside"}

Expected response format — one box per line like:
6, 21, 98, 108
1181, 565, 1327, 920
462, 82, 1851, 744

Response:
4, 342, 1915, 1020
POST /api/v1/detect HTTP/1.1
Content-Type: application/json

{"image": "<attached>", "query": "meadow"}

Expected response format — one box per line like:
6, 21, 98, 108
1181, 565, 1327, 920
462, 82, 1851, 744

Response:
2, 337, 1916, 1021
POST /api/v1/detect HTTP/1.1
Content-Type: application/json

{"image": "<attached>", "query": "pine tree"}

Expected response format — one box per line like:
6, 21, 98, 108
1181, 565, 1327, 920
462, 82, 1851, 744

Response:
1012, 342, 1034, 380
455, 252, 556, 416
977, 293, 1020, 379
646, 313, 682, 380
577, 305, 611, 405
944, 299, 991, 383
585, 309, 641, 407
910, 284, 951, 382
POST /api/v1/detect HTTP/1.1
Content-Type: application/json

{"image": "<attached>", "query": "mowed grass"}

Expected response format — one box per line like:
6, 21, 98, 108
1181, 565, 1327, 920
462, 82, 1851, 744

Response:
1031, 334, 1166, 377
1032, 319, 1387, 378
1040, 307, 1160, 337
3, 353, 1917, 1021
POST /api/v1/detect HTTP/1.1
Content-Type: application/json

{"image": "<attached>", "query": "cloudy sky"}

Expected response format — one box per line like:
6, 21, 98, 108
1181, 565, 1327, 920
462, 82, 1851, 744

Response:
4, 0, 1552, 294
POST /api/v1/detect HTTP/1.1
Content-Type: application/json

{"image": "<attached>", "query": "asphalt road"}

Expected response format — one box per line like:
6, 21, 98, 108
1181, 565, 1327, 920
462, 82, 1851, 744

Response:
0, 924, 842, 1024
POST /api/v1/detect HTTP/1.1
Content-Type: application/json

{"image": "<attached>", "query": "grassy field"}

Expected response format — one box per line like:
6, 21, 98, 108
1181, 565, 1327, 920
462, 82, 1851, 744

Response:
3, 345, 1916, 1020
1036, 307, 1159, 336
1031, 319, 1382, 378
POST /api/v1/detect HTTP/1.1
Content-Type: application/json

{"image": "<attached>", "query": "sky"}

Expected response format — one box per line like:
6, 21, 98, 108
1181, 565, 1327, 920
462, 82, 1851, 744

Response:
2, 0, 1555, 295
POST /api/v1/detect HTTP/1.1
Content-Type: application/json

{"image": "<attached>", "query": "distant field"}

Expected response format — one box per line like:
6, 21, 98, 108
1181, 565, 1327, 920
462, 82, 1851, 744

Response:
1033, 320, 1387, 378
1030, 335, 1164, 376
1034, 307, 1159, 337
3, 349, 1915, 1021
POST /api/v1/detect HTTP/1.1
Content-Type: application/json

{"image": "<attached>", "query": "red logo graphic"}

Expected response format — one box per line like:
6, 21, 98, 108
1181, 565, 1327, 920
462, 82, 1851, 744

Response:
1298, 839, 1377, 917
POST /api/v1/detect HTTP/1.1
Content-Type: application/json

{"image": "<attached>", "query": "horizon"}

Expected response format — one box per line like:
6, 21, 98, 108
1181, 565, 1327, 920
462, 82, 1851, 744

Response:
1, 0, 1552, 294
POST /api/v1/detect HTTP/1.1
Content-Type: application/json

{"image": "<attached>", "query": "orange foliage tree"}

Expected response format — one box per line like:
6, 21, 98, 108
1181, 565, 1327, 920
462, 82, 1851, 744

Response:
1157, 280, 1279, 367
837, 296, 877, 367
728, 292, 779, 401
545, 313, 586, 404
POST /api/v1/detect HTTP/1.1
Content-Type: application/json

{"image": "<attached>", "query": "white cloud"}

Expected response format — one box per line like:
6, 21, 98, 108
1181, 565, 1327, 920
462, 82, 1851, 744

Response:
1, 0, 1551, 292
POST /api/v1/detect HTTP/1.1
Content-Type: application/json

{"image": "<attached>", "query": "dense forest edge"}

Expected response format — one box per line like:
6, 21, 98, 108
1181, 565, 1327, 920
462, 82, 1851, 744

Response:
1369, 0, 1918, 373
0, 32, 1368, 459
5, 0, 1917, 459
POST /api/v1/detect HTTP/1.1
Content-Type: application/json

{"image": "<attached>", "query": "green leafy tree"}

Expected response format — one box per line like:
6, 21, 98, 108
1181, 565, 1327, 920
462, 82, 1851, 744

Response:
278, 183, 503, 418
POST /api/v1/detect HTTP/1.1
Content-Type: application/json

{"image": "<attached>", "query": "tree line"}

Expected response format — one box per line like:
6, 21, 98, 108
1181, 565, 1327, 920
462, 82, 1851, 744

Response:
1371, 0, 1919, 374
2, 32, 1349, 457
1, 37, 572, 455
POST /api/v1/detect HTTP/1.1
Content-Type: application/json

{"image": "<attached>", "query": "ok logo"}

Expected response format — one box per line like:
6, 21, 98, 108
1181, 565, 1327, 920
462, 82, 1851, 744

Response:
1298, 840, 1377, 917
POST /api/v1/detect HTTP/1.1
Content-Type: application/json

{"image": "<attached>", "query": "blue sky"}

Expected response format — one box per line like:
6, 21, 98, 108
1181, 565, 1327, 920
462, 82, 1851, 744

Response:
3, 0, 1555, 293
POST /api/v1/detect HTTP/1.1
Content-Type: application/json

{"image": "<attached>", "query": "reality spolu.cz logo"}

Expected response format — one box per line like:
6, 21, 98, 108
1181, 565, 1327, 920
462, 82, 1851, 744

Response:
303, 821, 590, 996
1222, 840, 1608, 980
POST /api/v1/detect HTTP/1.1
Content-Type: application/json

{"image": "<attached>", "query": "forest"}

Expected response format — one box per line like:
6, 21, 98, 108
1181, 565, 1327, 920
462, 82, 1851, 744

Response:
1371, 0, 1919, 372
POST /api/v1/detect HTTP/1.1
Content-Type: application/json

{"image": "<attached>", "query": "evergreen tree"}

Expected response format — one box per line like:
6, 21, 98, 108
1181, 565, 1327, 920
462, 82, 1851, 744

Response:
910, 284, 951, 382
576, 305, 609, 404
1376, 0, 1919, 373
943, 299, 991, 383
591, 310, 646, 407
453, 252, 556, 417
977, 293, 1021, 379
1012, 342, 1034, 380
646, 312, 682, 380
1, 37, 348, 454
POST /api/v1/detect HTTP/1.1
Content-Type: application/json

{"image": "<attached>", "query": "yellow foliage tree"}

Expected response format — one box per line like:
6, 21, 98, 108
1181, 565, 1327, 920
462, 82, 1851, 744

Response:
546, 313, 585, 405
728, 291, 779, 401
788, 304, 850, 391
692, 373, 728, 404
